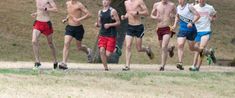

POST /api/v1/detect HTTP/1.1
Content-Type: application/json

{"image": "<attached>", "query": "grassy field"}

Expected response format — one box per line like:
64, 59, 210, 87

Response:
0, 61, 234, 98
0, 68, 235, 98
0, 0, 235, 64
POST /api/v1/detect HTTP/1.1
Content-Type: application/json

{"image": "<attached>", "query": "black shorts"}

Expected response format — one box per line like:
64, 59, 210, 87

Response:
65, 25, 84, 41
126, 24, 144, 38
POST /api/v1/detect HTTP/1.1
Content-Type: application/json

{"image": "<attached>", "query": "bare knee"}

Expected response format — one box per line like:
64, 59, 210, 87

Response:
48, 41, 54, 48
178, 44, 184, 49
64, 41, 70, 49
136, 47, 142, 52
99, 48, 106, 55
32, 40, 38, 46
126, 45, 132, 51
189, 46, 195, 51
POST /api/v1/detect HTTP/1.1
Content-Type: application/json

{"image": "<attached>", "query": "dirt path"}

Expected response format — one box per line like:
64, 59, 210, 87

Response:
0, 61, 234, 72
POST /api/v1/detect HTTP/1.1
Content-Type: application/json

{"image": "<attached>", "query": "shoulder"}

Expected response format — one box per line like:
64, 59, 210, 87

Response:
154, 2, 160, 8
206, 4, 215, 9
169, 1, 176, 7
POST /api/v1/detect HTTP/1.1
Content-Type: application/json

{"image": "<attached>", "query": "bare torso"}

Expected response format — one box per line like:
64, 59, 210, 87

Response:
66, 1, 83, 26
36, 0, 51, 22
154, 1, 176, 28
125, 0, 143, 25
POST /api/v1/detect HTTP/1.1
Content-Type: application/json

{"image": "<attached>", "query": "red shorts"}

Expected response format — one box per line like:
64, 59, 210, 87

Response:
156, 26, 174, 40
33, 20, 53, 36
98, 36, 116, 52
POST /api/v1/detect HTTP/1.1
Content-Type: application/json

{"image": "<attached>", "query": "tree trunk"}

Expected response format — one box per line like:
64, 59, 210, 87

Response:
92, 0, 127, 63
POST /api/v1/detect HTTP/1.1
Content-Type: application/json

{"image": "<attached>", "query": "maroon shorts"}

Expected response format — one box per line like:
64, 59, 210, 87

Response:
98, 36, 116, 53
33, 20, 53, 36
156, 26, 175, 40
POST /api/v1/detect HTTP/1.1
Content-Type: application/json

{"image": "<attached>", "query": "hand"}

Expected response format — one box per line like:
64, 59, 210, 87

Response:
71, 16, 80, 23
131, 11, 138, 16
95, 22, 100, 27
104, 24, 111, 29
187, 23, 193, 28
121, 15, 126, 20
171, 25, 176, 31
31, 13, 37, 18
62, 18, 68, 24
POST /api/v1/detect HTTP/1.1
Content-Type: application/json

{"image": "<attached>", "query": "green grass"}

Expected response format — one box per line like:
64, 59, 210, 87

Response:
0, 69, 235, 97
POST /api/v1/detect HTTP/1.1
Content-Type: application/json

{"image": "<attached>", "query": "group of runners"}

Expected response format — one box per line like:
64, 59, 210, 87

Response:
31, 0, 217, 71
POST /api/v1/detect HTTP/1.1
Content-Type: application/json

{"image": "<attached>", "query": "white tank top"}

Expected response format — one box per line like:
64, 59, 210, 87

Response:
177, 3, 194, 22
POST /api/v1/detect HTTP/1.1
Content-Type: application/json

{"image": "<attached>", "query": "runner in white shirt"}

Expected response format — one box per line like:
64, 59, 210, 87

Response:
190, 0, 217, 71
172, 0, 200, 70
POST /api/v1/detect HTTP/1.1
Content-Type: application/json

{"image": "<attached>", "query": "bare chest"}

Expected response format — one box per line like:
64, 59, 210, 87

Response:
156, 4, 174, 15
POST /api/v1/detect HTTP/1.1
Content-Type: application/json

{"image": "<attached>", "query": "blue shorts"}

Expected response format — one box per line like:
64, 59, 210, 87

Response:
194, 32, 211, 42
177, 30, 197, 41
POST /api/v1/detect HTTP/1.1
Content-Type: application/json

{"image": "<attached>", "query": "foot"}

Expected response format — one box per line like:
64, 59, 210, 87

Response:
209, 48, 216, 64
53, 62, 58, 69
115, 45, 122, 56
189, 66, 199, 71
105, 68, 109, 71
59, 63, 68, 70
176, 62, 184, 70
87, 48, 93, 63
33, 62, 41, 70
122, 66, 130, 71
159, 66, 164, 71
146, 46, 154, 60
168, 46, 175, 58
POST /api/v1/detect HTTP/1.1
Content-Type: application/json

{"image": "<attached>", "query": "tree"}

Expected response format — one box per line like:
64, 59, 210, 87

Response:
92, 0, 127, 63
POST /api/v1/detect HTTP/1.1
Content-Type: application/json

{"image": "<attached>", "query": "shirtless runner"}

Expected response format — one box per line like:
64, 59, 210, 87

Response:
59, 0, 92, 70
121, 0, 154, 71
31, 0, 58, 69
150, 0, 176, 71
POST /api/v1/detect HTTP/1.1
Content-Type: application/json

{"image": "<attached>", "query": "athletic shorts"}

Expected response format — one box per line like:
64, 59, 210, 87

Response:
126, 24, 144, 38
194, 32, 211, 42
177, 30, 197, 41
156, 26, 173, 40
65, 25, 84, 41
98, 36, 116, 52
33, 20, 53, 36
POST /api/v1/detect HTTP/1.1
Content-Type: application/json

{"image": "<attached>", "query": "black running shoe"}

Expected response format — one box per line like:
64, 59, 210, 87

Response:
168, 46, 175, 58
159, 66, 165, 71
146, 47, 154, 60
209, 48, 216, 64
33, 62, 41, 70
59, 63, 68, 70
53, 62, 58, 69
176, 63, 184, 70
122, 66, 130, 71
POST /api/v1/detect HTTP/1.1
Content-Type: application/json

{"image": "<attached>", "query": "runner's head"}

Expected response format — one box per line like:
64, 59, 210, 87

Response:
199, 0, 206, 5
195, 0, 199, 4
178, 0, 186, 5
102, 0, 111, 7
161, 0, 168, 3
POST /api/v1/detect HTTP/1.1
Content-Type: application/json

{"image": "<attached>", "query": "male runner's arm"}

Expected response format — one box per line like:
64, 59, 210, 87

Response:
150, 3, 158, 20
121, 2, 129, 20
172, 14, 179, 30
62, 15, 69, 23
138, 0, 149, 16
95, 11, 101, 27
46, 0, 58, 12
104, 9, 121, 29
188, 5, 200, 28
209, 6, 217, 22
72, 3, 91, 23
